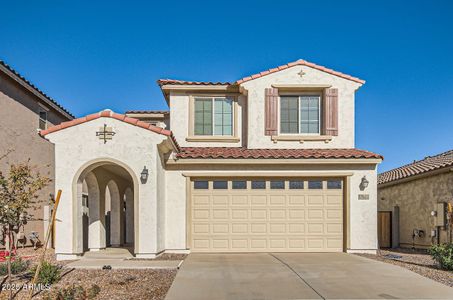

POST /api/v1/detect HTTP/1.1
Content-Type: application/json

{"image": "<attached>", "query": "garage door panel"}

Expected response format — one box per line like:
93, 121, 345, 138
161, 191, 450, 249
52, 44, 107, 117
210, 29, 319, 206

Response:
289, 209, 305, 219
212, 195, 229, 205
289, 195, 305, 205
269, 195, 286, 205
251, 195, 267, 205
190, 178, 343, 252
231, 195, 248, 205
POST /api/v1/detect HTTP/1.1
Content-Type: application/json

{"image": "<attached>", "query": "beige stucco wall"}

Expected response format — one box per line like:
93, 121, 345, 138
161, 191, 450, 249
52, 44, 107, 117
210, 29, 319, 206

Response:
378, 171, 453, 248
165, 162, 379, 253
167, 65, 362, 150
0, 71, 70, 247
45, 116, 168, 259
169, 92, 246, 148
241, 65, 361, 149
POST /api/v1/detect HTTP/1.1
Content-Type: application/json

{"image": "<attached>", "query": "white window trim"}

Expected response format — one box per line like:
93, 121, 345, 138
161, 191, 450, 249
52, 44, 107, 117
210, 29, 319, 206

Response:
193, 96, 234, 137
278, 94, 321, 136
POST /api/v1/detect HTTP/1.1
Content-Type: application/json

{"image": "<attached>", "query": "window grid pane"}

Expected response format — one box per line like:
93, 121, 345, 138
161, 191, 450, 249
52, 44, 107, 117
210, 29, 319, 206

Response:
213, 181, 228, 189
300, 96, 320, 134
270, 180, 285, 189
194, 181, 209, 189
289, 181, 304, 189
232, 180, 247, 189
194, 98, 213, 135
308, 180, 323, 189
327, 180, 342, 189
280, 97, 299, 133
213, 98, 233, 136
251, 180, 266, 189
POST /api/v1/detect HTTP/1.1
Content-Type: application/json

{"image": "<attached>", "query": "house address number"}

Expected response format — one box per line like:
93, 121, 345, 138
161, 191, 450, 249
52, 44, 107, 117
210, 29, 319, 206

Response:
358, 194, 370, 200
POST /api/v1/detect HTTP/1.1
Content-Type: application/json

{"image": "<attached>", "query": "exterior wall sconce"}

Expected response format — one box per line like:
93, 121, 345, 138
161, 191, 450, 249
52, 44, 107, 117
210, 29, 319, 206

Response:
359, 176, 369, 191
140, 166, 149, 183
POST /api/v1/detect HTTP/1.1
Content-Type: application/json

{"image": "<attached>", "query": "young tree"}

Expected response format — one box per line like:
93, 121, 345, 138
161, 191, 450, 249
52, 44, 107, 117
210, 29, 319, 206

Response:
0, 159, 50, 300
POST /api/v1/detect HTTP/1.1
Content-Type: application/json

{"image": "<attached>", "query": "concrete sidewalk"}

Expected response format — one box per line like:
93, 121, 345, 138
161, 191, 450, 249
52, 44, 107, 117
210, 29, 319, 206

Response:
165, 253, 453, 300
67, 258, 182, 269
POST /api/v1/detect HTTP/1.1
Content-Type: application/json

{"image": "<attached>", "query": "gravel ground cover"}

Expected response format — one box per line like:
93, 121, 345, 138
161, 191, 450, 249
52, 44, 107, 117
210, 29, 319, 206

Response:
0, 248, 178, 299
356, 248, 453, 287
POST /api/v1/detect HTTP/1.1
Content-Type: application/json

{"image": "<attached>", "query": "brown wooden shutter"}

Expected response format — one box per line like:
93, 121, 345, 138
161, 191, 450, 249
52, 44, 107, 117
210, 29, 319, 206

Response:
322, 88, 339, 136
264, 88, 279, 136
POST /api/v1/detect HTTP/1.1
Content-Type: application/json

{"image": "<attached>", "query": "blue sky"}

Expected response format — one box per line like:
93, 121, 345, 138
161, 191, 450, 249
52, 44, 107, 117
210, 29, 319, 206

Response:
2, 0, 453, 172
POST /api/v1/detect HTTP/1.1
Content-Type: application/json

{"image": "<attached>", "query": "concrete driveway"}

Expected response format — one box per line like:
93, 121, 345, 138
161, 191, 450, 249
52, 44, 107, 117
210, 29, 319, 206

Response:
165, 253, 453, 300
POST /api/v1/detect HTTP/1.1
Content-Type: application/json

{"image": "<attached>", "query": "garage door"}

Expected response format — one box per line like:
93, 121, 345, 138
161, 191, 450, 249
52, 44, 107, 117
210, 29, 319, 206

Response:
189, 178, 344, 252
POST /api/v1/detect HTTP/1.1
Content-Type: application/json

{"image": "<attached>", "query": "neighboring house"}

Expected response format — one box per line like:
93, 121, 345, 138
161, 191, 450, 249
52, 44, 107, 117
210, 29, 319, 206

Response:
378, 150, 453, 249
0, 61, 74, 247
39, 59, 383, 260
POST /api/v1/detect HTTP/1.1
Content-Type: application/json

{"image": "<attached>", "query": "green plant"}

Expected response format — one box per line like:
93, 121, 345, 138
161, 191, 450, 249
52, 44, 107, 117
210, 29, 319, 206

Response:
30, 261, 61, 285
428, 243, 453, 270
0, 258, 29, 275
43, 284, 101, 300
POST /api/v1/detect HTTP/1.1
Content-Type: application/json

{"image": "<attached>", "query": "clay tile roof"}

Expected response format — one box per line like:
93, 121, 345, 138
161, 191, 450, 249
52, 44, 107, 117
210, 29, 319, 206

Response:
39, 109, 180, 151
125, 110, 169, 115
0, 60, 74, 119
157, 59, 365, 87
378, 149, 453, 185
157, 79, 232, 86
176, 147, 382, 160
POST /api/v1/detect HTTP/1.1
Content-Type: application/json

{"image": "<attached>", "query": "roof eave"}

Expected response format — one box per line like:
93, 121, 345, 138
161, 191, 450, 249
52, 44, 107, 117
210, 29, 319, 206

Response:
378, 166, 453, 188
0, 62, 74, 120
167, 158, 382, 165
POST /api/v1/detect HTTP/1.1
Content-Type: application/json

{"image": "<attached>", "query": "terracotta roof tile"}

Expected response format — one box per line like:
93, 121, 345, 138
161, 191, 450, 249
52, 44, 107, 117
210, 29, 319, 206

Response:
39, 109, 180, 151
378, 150, 453, 185
157, 79, 232, 86
125, 110, 169, 115
157, 59, 365, 88
235, 59, 365, 85
176, 147, 382, 160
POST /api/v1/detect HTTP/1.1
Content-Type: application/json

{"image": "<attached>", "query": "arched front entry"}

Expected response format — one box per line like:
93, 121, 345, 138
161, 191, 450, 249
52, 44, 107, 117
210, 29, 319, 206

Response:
74, 158, 139, 255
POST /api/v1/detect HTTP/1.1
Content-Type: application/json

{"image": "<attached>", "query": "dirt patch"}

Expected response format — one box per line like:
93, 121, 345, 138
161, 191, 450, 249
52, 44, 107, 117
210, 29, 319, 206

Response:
356, 249, 453, 287
0, 248, 179, 299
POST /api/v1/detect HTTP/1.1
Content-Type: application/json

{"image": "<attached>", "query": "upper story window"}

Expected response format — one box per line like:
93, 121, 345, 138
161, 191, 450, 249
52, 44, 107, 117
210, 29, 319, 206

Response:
280, 95, 320, 135
38, 109, 48, 130
194, 97, 233, 136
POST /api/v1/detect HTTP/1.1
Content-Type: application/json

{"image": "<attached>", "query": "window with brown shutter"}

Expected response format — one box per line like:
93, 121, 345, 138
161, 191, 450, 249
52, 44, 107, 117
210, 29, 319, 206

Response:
322, 88, 338, 136
264, 88, 278, 136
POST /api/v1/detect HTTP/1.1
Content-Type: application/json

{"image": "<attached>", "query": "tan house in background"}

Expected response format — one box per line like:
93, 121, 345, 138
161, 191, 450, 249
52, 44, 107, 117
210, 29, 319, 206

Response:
0, 60, 73, 247
378, 150, 453, 249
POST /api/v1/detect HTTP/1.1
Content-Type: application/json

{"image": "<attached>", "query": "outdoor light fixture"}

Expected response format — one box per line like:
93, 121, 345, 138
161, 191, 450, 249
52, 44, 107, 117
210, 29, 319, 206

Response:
360, 176, 369, 190
140, 166, 149, 183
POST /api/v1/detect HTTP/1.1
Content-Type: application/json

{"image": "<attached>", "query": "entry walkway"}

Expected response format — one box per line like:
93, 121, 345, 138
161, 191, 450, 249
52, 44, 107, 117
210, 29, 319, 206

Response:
66, 248, 182, 270
165, 253, 453, 300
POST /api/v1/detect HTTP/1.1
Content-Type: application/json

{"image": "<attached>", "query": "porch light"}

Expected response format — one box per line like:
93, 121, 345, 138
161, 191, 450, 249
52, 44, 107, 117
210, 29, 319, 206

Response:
140, 166, 149, 183
360, 176, 369, 190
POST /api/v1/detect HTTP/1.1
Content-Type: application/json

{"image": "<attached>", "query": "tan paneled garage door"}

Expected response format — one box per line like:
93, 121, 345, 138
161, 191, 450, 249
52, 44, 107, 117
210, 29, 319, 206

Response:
189, 178, 344, 252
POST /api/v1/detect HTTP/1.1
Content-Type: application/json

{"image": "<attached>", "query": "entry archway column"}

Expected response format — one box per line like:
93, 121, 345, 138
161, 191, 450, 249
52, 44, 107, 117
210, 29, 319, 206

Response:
85, 172, 105, 251
124, 188, 134, 245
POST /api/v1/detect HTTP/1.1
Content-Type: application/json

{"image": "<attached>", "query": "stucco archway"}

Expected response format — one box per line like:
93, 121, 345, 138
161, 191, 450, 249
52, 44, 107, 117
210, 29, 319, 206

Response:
73, 158, 139, 255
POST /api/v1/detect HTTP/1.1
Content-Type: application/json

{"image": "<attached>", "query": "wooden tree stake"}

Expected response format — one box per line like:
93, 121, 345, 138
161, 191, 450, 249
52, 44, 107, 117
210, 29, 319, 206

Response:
28, 189, 62, 300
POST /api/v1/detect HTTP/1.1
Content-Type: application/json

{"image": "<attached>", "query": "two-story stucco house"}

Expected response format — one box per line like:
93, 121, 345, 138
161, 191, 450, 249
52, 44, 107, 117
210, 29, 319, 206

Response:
39, 59, 382, 260
0, 60, 74, 247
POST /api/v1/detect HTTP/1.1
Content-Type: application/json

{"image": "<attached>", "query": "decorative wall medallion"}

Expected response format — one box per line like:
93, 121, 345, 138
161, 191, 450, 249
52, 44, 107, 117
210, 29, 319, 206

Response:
297, 69, 306, 78
96, 124, 116, 143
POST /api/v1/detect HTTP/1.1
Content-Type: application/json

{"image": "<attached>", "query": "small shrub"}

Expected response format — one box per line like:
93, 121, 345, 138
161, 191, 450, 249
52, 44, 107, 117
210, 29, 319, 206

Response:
428, 243, 453, 270
44, 284, 101, 300
30, 261, 61, 285
0, 258, 29, 276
